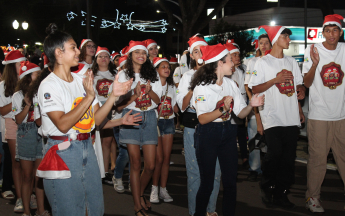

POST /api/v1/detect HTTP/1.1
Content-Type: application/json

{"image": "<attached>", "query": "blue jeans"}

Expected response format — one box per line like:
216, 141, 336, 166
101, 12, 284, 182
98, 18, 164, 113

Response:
113, 126, 130, 180
184, 126, 221, 215
43, 137, 104, 216
248, 118, 262, 174
194, 121, 238, 216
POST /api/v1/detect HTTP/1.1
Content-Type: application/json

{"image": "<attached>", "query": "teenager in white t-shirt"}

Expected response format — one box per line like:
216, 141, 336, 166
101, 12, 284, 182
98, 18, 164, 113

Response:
302, 15, 345, 213
37, 23, 139, 216
79, 39, 96, 68
176, 35, 221, 216
11, 61, 48, 216
115, 40, 162, 215
244, 34, 272, 181
0, 50, 25, 211
91, 47, 117, 185
249, 26, 306, 209
191, 44, 264, 216
150, 58, 179, 204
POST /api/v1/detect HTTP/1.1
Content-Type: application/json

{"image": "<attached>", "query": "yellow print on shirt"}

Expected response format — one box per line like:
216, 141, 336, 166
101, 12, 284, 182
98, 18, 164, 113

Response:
71, 97, 95, 133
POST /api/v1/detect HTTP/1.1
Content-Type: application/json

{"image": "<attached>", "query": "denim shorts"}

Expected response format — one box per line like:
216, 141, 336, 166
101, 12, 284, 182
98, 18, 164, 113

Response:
16, 122, 43, 161
158, 118, 175, 136
120, 108, 158, 146
43, 136, 104, 216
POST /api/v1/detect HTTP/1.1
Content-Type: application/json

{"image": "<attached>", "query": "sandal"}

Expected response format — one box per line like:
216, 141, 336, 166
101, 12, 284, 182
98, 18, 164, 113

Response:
135, 208, 148, 216
2, 190, 15, 200
140, 195, 151, 211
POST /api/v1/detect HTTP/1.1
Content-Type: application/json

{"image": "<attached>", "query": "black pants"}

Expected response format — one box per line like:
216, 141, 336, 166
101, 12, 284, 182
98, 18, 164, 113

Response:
2, 142, 13, 192
194, 121, 238, 216
237, 124, 248, 160
260, 126, 299, 196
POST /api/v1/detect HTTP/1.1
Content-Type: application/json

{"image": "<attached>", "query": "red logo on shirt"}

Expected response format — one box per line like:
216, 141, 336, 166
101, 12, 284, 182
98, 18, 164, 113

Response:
320, 62, 344, 89
27, 110, 34, 122
157, 96, 173, 119
135, 84, 152, 111
214, 96, 233, 121
275, 70, 295, 97
96, 78, 113, 98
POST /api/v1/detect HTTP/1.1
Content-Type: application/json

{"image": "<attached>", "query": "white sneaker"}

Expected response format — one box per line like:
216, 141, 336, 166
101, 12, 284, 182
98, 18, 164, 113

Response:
306, 197, 325, 213
112, 176, 125, 193
14, 198, 24, 213
30, 194, 37, 209
159, 187, 173, 202
150, 185, 159, 203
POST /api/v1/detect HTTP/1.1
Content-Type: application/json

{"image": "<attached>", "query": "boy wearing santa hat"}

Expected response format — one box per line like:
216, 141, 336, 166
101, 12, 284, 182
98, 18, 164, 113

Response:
302, 14, 345, 213
248, 25, 306, 209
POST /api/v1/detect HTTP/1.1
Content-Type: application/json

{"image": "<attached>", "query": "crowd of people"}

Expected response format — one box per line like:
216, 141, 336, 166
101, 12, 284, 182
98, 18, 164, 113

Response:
0, 13, 344, 216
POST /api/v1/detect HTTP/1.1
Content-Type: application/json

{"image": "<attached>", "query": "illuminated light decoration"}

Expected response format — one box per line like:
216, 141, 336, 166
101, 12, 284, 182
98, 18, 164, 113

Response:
66, 9, 169, 34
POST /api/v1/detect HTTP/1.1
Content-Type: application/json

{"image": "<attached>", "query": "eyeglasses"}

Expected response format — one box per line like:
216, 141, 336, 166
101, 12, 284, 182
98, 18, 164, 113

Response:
98, 55, 110, 59
86, 45, 97, 49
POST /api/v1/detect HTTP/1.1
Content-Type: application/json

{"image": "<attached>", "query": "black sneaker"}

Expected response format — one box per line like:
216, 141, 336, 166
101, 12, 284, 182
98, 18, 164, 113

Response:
247, 171, 258, 182
102, 173, 114, 185
273, 192, 296, 209
261, 186, 275, 208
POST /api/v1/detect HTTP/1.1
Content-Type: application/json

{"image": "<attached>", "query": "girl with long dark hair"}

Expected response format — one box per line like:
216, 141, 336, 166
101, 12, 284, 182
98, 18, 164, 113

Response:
144, 39, 158, 62
37, 23, 140, 216
191, 44, 264, 216
79, 39, 96, 68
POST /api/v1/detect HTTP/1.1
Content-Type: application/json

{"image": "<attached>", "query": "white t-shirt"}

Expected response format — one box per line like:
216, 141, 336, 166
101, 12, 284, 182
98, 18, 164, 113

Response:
80, 61, 93, 69
173, 67, 182, 84
156, 83, 177, 119
244, 57, 260, 85
230, 67, 247, 124
94, 70, 115, 102
117, 70, 162, 112
176, 69, 196, 112
179, 54, 190, 75
12, 91, 35, 123
193, 77, 247, 122
38, 73, 99, 136
302, 43, 345, 121
249, 54, 303, 130
0, 81, 14, 119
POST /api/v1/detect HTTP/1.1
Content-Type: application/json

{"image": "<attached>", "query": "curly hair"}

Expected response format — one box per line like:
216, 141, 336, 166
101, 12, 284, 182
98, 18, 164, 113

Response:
27, 67, 51, 104
91, 57, 117, 76
189, 55, 227, 91
124, 52, 158, 83
2, 63, 19, 97
155, 62, 175, 87
79, 41, 95, 62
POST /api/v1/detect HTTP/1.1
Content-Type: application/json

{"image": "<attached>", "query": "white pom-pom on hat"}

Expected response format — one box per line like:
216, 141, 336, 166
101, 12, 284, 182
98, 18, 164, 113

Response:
198, 58, 204, 64
22, 66, 27, 71
256, 28, 261, 33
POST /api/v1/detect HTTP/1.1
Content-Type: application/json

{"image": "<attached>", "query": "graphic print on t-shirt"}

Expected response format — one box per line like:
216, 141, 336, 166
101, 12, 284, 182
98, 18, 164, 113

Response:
275, 70, 295, 97
320, 62, 344, 90
214, 96, 233, 121
157, 96, 173, 119
71, 97, 95, 133
135, 84, 152, 111
27, 110, 34, 122
96, 78, 113, 98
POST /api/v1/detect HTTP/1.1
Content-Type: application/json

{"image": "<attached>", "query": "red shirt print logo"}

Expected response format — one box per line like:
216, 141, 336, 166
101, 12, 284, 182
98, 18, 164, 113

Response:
135, 84, 152, 111
275, 70, 295, 97
157, 96, 173, 119
96, 78, 113, 98
27, 110, 34, 122
320, 62, 344, 90
214, 96, 233, 121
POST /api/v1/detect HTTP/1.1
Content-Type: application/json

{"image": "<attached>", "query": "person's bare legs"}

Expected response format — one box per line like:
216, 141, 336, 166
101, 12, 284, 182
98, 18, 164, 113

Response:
160, 135, 174, 188
20, 160, 34, 215
101, 136, 113, 172
110, 137, 117, 171
34, 158, 47, 215
140, 145, 156, 208
8, 139, 22, 198
152, 137, 163, 186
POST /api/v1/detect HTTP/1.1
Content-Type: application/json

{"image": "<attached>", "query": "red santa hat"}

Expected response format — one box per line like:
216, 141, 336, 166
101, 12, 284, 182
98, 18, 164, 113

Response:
36, 141, 71, 179
153, 57, 169, 68
198, 44, 229, 65
127, 41, 148, 54
323, 14, 345, 29
117, 55, 128, 70
4, 51, 9, 56
71, 63, 89, 76
121, 46, 129, 56
80, 39, 92, 50
224, 43, 240, 54
41, 53, 50, 68
19, 61, 40, 79
252, 39, 259, 51
111, 52, 120, 61
95, 47, 110, 57
226, 39, 239, 48
143, 39, 158, 50
188, 36, 208, 52
169, 57, 178, 64
2, 50, 26, 65
256, 25, 286, 46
